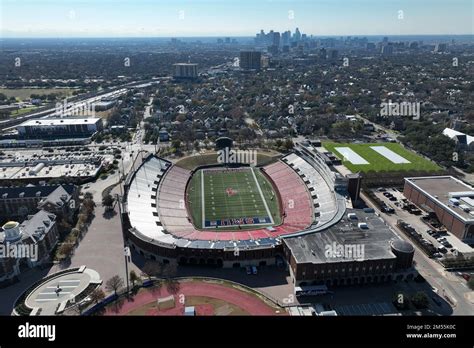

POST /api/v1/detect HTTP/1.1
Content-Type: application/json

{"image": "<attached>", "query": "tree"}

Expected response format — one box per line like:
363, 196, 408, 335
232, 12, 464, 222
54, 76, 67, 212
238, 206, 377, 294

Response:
165, 279, 180, 295
411, 291, 429, 309
129, 270, 140, 287
102, 194, 115, 211
162, 263, 178, 279
468, 278, 474, 290
89, 288, 106, 304
105, 275, 124, 295
141, 261, 163, 280
58, 243, 74, 258
171, 139, 181, 153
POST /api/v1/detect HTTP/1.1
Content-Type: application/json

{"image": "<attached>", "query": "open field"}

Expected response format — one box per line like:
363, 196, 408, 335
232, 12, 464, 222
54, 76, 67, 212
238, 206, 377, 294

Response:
10, 106, 39, 117
323, 142, 442, 173
187, 167, 281, 230
0, 88, 76, 101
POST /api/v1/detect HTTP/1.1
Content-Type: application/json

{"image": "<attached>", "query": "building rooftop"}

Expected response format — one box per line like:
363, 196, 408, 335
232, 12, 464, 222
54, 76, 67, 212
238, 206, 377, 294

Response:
0, 184, 75, 201
18, 117, 101, 127
20, 210, 57, 243
405, 176, 474, 222
283, 209, 400, 264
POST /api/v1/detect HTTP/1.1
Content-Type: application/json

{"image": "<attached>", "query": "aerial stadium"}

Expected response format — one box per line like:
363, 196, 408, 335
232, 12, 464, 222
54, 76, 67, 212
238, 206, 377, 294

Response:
121, 142, 415, 285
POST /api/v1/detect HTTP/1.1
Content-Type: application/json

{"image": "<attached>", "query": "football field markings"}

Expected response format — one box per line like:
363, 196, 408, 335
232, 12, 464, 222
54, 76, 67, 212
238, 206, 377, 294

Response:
201, 170, 206, 229
250, 167, 274, 224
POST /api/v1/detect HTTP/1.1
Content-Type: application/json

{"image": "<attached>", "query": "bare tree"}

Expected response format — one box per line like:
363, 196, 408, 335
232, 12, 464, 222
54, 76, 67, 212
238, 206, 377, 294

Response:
162, 262, 178, 279
89, 288, 106, 304
129, 270, 140, 287
105, 275, 124, 295
165, 279, 180, 295
141, 261, 163, 280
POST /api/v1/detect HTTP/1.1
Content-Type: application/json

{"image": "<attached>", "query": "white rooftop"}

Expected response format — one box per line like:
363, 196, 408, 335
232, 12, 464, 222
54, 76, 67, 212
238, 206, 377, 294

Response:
19, 118, 101, 127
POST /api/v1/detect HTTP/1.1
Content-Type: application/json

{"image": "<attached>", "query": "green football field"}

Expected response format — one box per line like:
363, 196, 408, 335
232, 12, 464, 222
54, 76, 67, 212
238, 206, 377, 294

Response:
323, 142, 442, 173
187, 167, 281, 230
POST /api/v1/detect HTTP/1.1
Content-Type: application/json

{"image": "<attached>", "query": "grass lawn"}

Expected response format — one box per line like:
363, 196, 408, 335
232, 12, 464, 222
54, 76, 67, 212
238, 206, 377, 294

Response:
323, 142, 442, 173
0, 88, 76, 101
187, 167, 281, 230
10, 106, 38, 117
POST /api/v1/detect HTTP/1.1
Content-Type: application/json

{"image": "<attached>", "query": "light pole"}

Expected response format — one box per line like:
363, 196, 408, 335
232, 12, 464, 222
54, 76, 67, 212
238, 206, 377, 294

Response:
124, 246, 131, 296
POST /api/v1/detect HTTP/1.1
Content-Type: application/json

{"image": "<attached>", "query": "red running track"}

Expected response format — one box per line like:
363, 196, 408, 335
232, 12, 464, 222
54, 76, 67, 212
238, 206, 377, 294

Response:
105, 281, 281, 316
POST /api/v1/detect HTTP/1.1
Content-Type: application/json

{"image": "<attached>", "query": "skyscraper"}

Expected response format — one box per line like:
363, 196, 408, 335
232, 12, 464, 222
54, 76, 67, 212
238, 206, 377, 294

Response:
239, 51, 262, 70
294, 28, 302, 42
173, 63, 198, 79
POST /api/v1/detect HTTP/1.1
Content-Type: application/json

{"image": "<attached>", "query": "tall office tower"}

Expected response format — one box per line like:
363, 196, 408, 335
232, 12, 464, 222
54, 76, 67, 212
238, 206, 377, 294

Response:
381, 45, 394, 56
173, 63, 198, 79
272, 32, 281, 47
366, 42, 376, 50
329, 49, 339, 60
282, 31, 291, 46
434, 43, 447, 52
239, 51, 262, 70
319, 48, 327, 60
294, 27, 302, 42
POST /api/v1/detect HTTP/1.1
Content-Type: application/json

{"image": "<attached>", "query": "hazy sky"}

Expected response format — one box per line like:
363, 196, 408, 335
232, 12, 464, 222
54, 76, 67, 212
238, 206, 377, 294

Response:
1, 0, 473, 38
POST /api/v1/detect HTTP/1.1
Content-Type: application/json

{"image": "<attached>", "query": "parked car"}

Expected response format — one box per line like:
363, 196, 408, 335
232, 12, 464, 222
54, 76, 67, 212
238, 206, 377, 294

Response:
442, 241, 452, 248
432, 297, 442, 307
251, 266, 258, 275
437, 246, 448, 254
246, 266, 252, 275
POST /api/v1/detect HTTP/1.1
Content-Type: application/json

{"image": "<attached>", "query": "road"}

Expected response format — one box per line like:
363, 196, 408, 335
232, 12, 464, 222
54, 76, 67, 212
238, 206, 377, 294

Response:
360, 190, 473, 315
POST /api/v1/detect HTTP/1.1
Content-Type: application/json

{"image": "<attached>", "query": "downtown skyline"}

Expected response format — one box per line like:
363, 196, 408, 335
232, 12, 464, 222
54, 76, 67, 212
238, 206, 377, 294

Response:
1, 0, 473, 38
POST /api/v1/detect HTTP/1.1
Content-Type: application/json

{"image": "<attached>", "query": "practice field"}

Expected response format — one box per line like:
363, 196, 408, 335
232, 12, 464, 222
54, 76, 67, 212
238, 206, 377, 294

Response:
187, 167, 281, 230
324, 142, 442, 173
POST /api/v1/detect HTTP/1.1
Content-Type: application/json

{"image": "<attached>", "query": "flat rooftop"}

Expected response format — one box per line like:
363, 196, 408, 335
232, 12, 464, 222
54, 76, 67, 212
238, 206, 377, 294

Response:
19, 117, 101, 127
283, 209, 400, 264
405, 176, 474, 222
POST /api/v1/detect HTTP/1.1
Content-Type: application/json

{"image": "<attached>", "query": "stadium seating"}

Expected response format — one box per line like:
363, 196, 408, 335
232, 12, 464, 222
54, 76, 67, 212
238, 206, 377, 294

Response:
126, 156, 172, 241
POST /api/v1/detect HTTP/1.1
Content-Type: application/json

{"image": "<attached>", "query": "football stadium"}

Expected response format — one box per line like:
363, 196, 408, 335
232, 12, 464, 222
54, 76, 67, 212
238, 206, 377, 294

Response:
121, 142, 415, 285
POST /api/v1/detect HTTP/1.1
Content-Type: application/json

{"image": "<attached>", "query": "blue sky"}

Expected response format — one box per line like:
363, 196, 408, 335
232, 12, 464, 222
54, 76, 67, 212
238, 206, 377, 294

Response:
1, 0, 472, 37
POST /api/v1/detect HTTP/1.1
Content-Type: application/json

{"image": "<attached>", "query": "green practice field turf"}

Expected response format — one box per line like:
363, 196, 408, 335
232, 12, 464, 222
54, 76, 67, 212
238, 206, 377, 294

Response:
323, 142, 442, 173
187, 167, 281, 230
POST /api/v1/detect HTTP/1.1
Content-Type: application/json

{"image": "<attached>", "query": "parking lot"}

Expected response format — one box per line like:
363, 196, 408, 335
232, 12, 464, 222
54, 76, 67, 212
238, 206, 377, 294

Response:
335, 302, 399, 316
372, 188, 473, 258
